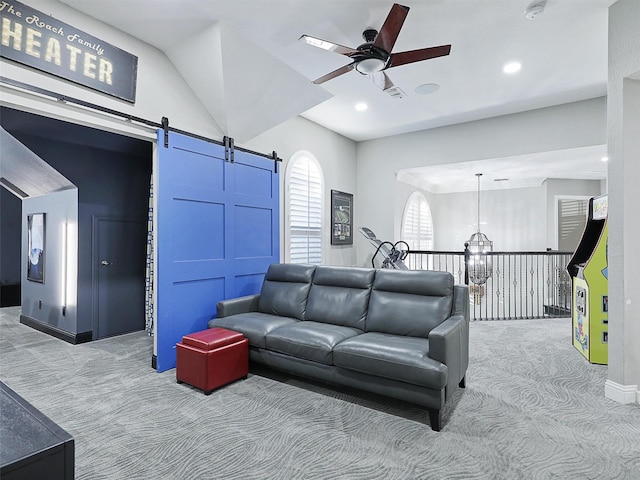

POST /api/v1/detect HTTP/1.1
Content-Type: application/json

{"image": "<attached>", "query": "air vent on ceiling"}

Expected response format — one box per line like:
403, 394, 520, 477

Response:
384, 86, 406, 99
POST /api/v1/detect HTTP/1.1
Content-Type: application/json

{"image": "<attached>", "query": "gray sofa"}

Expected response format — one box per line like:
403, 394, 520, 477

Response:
208, 263, 469, 431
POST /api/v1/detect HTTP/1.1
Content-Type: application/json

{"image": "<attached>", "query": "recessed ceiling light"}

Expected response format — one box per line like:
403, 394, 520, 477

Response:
415, 83, 440, 95
355, 102, 368, 111
503, 62, 522, 74
601, 156, 609, 162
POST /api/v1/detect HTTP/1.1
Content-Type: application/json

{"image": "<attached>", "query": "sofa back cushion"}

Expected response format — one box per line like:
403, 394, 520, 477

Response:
258, 264, 316, 320
305, 266, 375, 330
366, 269, 454, 337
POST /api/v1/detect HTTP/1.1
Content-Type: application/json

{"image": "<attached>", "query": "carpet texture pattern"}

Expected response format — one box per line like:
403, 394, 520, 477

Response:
1, 306, 639, 479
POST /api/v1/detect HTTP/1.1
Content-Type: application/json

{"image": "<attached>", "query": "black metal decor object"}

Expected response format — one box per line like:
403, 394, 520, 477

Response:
161, 117, 169, 148
224, 136, 230, 162
271, 151, 282, 174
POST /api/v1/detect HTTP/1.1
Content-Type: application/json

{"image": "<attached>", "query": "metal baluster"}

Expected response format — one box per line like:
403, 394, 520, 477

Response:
529, 255, 535, 319
513, 256, 522, 318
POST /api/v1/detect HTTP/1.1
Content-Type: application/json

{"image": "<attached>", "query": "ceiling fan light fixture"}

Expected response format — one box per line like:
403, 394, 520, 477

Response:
300, 35, 335, 51
355, 57, 386, 74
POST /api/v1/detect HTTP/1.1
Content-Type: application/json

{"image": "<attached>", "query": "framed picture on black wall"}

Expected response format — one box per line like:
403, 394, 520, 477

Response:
27, 213, 45, 283
331, 190, 353, 245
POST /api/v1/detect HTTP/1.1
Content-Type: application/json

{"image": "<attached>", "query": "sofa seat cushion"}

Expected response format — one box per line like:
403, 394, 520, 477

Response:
266, 322, 363, 365
209, 313, 298, 349
333, 333, 447, 388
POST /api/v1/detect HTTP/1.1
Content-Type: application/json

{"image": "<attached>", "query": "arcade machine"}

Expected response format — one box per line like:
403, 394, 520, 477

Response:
567, 195, 608, 364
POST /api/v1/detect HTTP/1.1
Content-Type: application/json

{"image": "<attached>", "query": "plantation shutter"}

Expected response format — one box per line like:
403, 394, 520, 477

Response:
402, 193, 434, 269
289, 158, 323, 264
558, 198, 588, 251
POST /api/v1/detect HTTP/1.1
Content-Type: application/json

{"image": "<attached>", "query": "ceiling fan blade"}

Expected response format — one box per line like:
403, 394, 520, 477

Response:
369, 71, 395, 91
299, 35, 359, 57
388, 45, 451, 68
312, 63, 356, 84
373, 3, 410, 53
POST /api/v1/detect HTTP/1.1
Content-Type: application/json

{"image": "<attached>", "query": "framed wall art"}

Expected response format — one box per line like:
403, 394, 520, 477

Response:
27, 213, 46, 283
331, 190, 353, 245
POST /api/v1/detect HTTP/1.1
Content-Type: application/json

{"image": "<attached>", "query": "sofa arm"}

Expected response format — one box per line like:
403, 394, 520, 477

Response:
428, 314, 469, 398
216, 294, 261, 318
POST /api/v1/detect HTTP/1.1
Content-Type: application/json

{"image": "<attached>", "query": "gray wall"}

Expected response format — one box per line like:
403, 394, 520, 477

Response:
245, 115, 358, 266
21, 188, 78, 333
607, 0, 640, 402
356, 98, 607, 266
544, 178, 603, 250
391, 178, 602, 254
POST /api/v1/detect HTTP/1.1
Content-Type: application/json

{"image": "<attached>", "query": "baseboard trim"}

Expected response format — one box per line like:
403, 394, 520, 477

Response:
20, 314, 92, 345
605, 379, 639, 404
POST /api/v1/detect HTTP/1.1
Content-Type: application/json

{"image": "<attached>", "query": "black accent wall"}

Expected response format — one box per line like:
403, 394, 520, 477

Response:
0, 188, 22, 306
1, 107, 152, 337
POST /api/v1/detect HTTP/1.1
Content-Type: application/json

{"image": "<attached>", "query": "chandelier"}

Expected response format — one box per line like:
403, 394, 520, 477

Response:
467, 173, 493, 285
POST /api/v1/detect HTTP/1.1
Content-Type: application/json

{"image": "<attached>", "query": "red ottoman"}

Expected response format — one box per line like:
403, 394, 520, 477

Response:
176, 328, 249, 394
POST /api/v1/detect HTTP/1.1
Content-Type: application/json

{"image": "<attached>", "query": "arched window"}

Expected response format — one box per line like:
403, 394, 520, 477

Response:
401, 192, 434, 269
287, 152, 323, 264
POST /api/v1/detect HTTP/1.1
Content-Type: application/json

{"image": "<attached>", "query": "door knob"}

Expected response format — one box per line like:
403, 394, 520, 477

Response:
101, 260, 112, 266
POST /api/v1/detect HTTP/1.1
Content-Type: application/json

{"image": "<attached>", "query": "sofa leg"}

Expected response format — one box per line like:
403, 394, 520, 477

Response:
427, 408, 442, 432
459, 376, 466, 388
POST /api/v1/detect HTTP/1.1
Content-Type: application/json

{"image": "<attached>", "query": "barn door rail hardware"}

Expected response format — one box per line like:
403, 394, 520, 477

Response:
1, 76, 281, 166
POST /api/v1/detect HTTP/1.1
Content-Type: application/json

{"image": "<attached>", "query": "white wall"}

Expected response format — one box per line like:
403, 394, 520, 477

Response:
243, 116, 358, 266
356, 98, 607, 266
606, 0, 640, 404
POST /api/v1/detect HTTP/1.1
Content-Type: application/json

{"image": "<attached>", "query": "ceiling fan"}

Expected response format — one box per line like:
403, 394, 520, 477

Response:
299, 3, 451, 91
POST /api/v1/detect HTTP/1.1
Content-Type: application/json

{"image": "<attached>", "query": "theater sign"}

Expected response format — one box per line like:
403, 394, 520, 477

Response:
1, 0, 138, 103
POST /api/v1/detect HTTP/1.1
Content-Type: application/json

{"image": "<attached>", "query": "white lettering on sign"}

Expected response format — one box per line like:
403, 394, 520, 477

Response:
25, 26, 40, 57
2, 17, 113, 85
67, 33, 104, 56
44, 37, 61, 65
0, 0, 133, 99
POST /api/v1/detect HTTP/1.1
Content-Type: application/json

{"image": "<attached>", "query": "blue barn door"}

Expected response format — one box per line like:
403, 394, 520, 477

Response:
156, 131, 279, 372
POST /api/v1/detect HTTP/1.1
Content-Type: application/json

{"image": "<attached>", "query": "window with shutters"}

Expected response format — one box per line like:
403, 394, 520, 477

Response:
287, 152, 324, 264
401, 192, 434, 269
557, 197, 589, 251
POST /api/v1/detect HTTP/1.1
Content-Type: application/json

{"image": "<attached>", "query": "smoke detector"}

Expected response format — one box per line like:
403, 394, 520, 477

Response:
525, 0, 546, 20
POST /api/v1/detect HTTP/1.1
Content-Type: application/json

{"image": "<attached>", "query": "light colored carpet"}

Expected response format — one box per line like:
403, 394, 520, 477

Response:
1, 306, 639, 479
